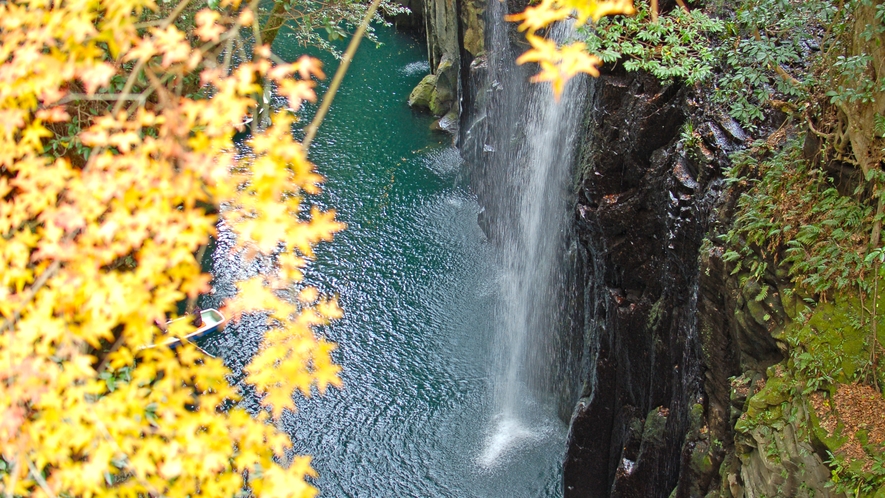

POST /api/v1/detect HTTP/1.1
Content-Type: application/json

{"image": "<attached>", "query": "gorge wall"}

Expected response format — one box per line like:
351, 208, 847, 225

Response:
563, 65, 849, 497
561, 62, 833, 498
405, 0, 843, 496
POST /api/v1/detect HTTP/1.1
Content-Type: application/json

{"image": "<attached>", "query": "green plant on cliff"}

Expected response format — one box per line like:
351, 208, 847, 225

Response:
575, 0, 833, 130
710, 0, 835, 129
722, 0, 885, 354
577, 2, 724, 84
723, 138, 873, 296
259, 0, 408, 57
720, 2, 885, 493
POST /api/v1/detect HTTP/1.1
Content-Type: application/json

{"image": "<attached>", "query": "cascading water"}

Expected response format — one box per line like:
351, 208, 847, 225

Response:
468, 2, 588, 468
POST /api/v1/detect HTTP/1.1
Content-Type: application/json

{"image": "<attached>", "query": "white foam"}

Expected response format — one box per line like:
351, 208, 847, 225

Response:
401, 60, 430, 76
476, 415, 544, 469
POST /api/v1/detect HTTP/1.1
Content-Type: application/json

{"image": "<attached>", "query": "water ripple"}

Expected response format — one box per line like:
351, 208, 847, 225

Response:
198, 25, 565, 498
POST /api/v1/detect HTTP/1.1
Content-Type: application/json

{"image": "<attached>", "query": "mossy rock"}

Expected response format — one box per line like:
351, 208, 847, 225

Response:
429, 89, 450, 116
690, 440, 715, 475
642, 407, 669, 445
408, 74, 437, 110
807, 383, 885, 488
690, 403, 705, 427
785, 296, 868, 382
745, 367, 791, 420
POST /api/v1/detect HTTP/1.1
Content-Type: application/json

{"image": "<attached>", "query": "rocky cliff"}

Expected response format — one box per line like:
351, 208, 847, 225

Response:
401, 0, 484, 133
561, 63, 843, 498
404, 0, 866, 495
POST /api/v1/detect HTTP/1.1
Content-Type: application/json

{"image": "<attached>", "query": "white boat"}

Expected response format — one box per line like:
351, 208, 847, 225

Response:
147, 308, 226, 349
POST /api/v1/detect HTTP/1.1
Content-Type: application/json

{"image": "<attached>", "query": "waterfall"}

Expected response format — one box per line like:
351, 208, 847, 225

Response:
467, 0, 588, 468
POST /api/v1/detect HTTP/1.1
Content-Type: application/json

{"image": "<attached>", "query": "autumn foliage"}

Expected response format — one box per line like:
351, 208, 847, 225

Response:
0, 0, 345, 496
507, 0, 636, 97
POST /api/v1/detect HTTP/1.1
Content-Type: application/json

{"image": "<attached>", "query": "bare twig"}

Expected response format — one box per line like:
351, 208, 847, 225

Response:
58, 93, 147, 105
675, 0, 690, 14
26, 459, 56, 498
302, 0, 384, 149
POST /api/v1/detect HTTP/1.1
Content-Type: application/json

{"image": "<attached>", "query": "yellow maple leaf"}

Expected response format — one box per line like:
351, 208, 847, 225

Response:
508, 0, 634, 98
517, 35, 602, 99
78, 62, 116, 95
0, 2, 344, 496
194, 9, 224, 43
263, 383, 298, 419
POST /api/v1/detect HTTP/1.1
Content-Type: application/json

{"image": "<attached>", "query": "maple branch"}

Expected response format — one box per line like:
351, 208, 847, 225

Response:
110, 0, 190, 116
302, 0, 383, 149
250, 0, 263, 46
133, 0, 191, 30
0, 260, 61, 336
94, 326, 127, 374
5, 457, 19, 498
26, 459, 56, 498
161, 0, 192, 29
58, 93, 147, 105
222, 33, 236, 75
112, 60, 146, 116
144, 68, 172, 109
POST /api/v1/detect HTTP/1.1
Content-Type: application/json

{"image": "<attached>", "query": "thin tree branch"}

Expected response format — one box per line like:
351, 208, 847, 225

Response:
26, 459, 56, 498
806, 114, 835, 139
303, 0, 383, 149
0, 261, 61, 336
58, 93, 147, 105
5, 458, 19, 498
94, 328, 127, 374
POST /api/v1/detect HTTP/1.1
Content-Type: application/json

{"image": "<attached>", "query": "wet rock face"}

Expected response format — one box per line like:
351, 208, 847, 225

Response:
565, 68, 698, 497
563, 67, 761, 497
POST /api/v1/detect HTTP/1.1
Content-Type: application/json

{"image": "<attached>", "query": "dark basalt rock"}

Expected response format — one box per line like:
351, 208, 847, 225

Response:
564, 67, 757, 497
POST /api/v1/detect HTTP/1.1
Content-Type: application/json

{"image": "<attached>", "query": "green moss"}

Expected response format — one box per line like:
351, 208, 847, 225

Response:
643, 407, 668, 445
691, 445, 715, 475
745, 371, 790, 421
648, 296, 665, 330
785, 291, 872, 388
691, 403, 705, 428
807, 396, 848, 455
407, 74, 436, 110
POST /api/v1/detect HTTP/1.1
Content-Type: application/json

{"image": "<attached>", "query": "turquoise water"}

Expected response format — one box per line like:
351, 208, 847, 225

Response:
203, 26, 565, 497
